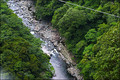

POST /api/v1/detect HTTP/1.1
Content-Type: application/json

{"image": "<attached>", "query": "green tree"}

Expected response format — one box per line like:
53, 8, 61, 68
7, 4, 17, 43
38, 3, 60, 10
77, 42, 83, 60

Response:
0, 1, 53, 79
85, 29, 97, 43
92, 23, 120, 80
52, 4, 69, 27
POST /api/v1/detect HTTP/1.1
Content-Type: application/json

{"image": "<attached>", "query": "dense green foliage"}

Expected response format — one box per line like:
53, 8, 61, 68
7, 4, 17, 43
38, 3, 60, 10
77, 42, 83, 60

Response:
34, 0, 63, 20
0, 0, 53, 79
34, 0, 120, 80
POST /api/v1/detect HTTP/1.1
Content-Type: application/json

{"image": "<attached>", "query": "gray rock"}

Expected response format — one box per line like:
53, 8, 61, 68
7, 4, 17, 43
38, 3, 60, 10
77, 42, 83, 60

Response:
53, 41, 58, 46
7, 0, 83, 79
67, 66, 84, 80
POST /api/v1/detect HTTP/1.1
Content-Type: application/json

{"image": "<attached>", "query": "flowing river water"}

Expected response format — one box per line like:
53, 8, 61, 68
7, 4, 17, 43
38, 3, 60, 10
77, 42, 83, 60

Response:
7, 0, 74, 79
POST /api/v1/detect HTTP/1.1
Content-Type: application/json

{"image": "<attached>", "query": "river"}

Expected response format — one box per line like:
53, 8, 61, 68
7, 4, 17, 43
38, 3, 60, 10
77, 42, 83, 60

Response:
7, 0, 74, 79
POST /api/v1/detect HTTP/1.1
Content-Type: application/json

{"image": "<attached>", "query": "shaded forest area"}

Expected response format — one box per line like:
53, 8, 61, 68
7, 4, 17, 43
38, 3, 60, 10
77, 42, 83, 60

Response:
34, 0, 120, 80
0, 0, 53, 79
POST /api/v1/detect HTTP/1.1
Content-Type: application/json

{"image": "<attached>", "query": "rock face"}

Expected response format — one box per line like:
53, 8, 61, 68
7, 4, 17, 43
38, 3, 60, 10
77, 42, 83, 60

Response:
67, 66, 83, 80
57, 43, 83, 80
57, 43, 74, 65
7, 0, 83, 79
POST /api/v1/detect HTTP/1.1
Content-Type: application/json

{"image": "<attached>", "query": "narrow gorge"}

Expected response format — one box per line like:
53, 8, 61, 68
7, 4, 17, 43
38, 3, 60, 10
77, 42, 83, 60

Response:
2, 0, 119, 79
7, 0, 83, 79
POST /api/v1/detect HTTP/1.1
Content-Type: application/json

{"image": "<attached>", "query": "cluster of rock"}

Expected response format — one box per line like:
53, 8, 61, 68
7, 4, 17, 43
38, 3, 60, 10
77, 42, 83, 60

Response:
7, 0, 83, 80
57, 43, 83, 80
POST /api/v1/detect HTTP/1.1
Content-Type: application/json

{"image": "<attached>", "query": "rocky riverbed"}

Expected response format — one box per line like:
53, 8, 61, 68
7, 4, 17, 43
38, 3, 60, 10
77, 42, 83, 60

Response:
7, 0, 83, 79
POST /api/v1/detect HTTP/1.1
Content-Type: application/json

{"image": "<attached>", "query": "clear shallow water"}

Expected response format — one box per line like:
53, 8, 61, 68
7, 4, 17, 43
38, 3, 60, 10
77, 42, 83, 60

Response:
34, 32, 73, 80
50, 53, 72, 79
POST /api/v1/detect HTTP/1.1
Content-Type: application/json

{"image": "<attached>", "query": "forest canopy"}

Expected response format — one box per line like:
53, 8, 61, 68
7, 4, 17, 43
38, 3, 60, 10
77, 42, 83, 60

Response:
1, 0, 120, 80
0, 0, 53, 79
34, 0, 120, 80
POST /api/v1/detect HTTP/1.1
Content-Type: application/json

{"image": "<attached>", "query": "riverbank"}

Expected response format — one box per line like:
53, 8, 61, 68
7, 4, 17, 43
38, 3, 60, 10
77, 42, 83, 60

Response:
7, 0, 83, 79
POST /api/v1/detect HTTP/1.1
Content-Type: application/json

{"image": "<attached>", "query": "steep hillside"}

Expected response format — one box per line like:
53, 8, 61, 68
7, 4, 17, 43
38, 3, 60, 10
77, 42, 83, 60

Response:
34, 0, 120, 80
0, 0, 53, 79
